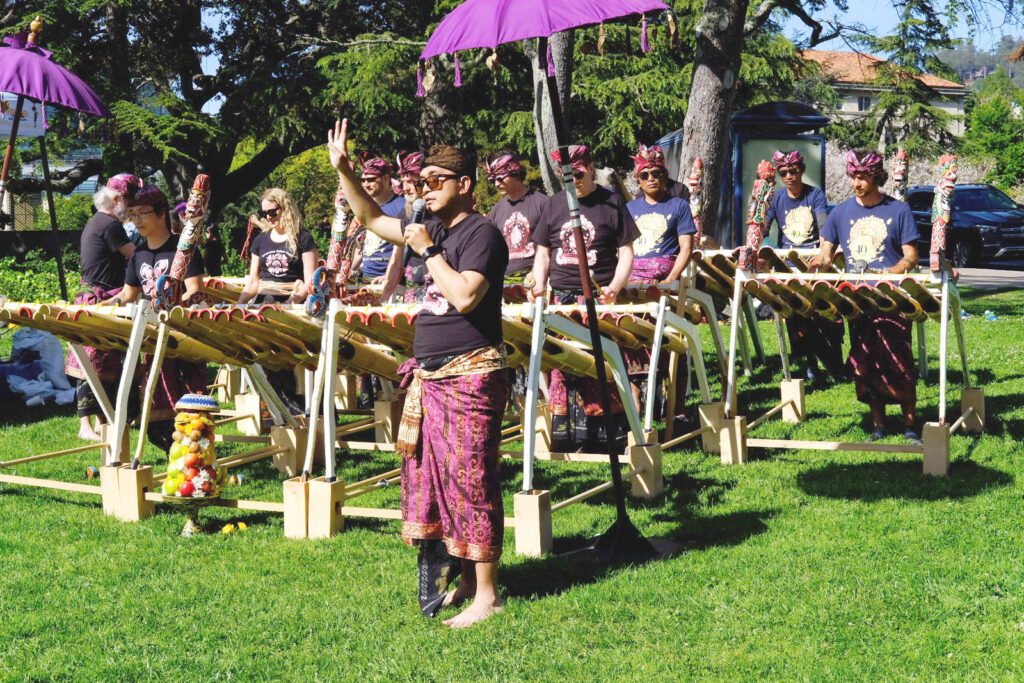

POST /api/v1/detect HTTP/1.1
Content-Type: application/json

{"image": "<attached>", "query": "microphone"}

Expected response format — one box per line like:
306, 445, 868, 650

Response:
403, 198, 427, 267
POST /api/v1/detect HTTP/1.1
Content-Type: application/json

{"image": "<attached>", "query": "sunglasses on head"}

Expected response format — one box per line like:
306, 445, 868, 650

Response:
414, 174, 460, 191
638, 169, 666, 181
257, 207, 280, 219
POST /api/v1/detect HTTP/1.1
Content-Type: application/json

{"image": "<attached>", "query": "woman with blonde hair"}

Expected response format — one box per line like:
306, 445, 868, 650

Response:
238, 187, 318, 304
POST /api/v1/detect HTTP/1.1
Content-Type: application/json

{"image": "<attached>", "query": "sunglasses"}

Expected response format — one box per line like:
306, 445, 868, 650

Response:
638, 170, 666, 181
257, 207, 280, 219
491, 174, 511, 183
360, 176, 382, 183
572, 170, 587, 180
779, 168, 800, 177
414, 174, 460, 191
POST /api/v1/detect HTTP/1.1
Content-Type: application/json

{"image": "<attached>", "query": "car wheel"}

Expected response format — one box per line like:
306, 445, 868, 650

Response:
948, 238, 978, 268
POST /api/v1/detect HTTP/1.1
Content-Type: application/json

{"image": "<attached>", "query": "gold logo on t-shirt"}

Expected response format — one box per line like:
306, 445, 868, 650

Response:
634, 212, 669, 256
848, 216, 888, 264
782, 205, 814, 245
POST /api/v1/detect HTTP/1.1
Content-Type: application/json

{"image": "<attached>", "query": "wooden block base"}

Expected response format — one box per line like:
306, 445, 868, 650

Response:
307, 477, 346, 539
628, 443, 663, 498
781, 379, 805, 423
270, 425, 324, 477
374, 395, 406, 444
513, 490, 552, 557
215, 366, 242, 403
235, 393, 264, 436
116, 465, 155, 522
699, 402, 724, 454
283, 477, 310, 539
923, 421, 950, 476
961, 388, 985, 434
719, 416, 748, 465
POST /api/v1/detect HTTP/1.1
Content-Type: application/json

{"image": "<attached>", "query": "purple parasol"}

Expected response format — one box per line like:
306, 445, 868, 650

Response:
0, 33, 111, 118
420, 0, 670, 60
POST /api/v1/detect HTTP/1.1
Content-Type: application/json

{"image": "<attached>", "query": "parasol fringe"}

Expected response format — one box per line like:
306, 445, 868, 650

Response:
454, 53, 462, 87
641, 15, 650, 53
416, 64, 425, 97
598, 24, 606, 56
668, 11, 679, 49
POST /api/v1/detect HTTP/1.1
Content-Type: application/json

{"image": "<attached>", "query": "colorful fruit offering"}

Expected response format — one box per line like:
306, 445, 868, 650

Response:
162, 394, 225, 498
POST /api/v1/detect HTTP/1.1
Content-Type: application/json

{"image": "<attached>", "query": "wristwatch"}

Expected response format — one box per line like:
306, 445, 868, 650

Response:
420, 244, 444, 261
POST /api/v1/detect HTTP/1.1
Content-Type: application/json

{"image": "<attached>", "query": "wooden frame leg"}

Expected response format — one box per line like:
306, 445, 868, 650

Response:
513, 489, 552, 557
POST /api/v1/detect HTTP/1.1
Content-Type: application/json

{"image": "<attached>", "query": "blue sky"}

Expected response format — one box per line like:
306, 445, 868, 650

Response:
783, 0, 1014, 53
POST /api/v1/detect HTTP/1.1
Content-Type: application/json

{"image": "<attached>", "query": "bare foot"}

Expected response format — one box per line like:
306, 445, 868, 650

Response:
79, 428, 102, 442
441, 577, 476, 608
442, 596, 503, 629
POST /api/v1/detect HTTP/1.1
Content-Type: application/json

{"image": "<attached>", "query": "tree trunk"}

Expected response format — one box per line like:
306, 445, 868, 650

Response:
679, 0, 748, 245
526, 31, 574, 194
419, 55, 462, 148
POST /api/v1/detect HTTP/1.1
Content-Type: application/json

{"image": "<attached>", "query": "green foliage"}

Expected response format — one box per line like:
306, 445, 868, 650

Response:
266, 148, 338, 230
962, 68, 1024, 188
0, 250, 79, 302
32, 194, 94, 233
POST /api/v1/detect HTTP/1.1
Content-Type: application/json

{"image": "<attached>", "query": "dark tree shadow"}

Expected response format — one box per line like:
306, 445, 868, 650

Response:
797, 460, 1013, 502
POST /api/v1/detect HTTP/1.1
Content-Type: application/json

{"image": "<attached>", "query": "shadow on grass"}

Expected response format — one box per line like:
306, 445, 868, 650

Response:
797, 459, 1012, 502
0, 402, 74, 428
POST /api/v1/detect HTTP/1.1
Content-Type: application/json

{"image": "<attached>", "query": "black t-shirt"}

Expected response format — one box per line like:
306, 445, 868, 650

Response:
402, 213, 508, 360
487, 189, 548, 274
666, 178, 690, 201
250, 229, 317, 282
80, 212, 131, 289
125, 235, 206, 299
204, 238, 225, 277
531, 185, 640, 290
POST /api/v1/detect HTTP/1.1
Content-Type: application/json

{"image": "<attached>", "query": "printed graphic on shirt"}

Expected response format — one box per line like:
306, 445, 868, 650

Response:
634, 212, 670, 256
363, 230, 387, 260
782, 205, 815, 246
555, 215, 597, 267
847, 216, 889, 265
262, 249, 293, 277
139, 259, 170, 298
501, 211, 535, 260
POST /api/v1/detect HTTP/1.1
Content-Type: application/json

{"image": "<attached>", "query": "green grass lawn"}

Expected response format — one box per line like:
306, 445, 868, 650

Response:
1, 288, 1023, 680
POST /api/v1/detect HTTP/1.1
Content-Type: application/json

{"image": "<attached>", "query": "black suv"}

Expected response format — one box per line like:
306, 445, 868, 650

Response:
905, 184, 1024, 267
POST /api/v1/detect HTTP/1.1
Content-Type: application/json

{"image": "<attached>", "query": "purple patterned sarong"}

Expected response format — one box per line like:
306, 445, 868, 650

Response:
401, 368, 509, 562
64, 282, 124, 381
848, 312, 916, 405
630, 256, 675, 284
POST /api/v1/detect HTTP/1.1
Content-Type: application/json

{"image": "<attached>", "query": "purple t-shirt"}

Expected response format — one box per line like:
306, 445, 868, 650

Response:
362, 194, 406, 278
821, 196, 920, 271
250, 229, 317, 282
125, 235, 206, 300
625, 195, 695, 259
765, 185, 828, 249
402, 213, 509, 360
532, 185, 640, 290
488, 189, 548, 274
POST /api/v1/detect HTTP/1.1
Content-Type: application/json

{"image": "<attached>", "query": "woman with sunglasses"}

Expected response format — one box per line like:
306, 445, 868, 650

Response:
329, 119, 510, 629
529, 145, 640, 451
237, 188, 318, 305
764, 150, 844, 382
66, 174, 141, 441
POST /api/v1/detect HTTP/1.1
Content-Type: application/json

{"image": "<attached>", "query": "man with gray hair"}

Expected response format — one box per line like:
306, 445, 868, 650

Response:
64, 173, 140, 441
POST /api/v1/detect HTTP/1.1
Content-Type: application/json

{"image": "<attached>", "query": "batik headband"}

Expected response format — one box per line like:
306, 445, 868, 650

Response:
631, 144, 666, 174
358, 153, 393, 178
550, 145, 592, 170
396, 150, 424, 178
483, 154, 523, 181
105, 173, 144, 199
772, 150, 804, 168
846, 150, 883, 176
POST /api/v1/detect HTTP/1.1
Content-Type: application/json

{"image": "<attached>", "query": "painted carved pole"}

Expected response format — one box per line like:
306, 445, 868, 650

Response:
929, 154, 958, 274
306, 183, 352, 317
891, 148, 909, 202
737, 159, 777, 272
155, 174, 212, 309
684, 157, 705, 243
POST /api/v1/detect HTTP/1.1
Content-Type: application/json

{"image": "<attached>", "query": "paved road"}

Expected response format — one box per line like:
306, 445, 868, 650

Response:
955, 265, 1024, 290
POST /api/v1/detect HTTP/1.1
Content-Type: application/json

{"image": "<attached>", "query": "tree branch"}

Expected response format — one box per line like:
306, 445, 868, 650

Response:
745, 0, 784, 36
294, 35, 427, 49
7, 158, 103, 195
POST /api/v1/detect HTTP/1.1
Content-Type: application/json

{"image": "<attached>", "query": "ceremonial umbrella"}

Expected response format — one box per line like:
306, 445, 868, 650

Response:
0, 19, 113, 300
422, 0, 671, 563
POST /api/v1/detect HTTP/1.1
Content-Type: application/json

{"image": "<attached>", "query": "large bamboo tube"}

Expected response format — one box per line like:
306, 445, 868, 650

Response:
876, 282, 928, 322
811, 281, 860, 319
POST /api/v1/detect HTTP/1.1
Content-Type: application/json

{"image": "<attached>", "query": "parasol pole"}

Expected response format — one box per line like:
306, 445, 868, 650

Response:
538, 36, 656, 562
38, 136, 70, 300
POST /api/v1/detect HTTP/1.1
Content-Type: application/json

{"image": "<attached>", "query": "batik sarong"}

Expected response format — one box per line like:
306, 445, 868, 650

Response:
630, 256, 675, 284
398, 347, 510, 562
64, 282, 125, 418
848, 312, 916, 405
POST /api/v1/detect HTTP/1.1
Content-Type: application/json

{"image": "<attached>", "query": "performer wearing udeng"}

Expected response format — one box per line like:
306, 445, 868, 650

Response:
356, 153, 406, 282
811, 149, 922, 444
237, 188, 319, 305
764, 150, 844, 381
529, 145, 640, 449
484, 150, 547, 280
101, 185, 208, 450
67, 174, 140, 441
626, 144, 695, 283
328, 119, 509, 628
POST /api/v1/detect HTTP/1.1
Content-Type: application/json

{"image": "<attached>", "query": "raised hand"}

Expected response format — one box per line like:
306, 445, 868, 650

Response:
327, 119, 351, 172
